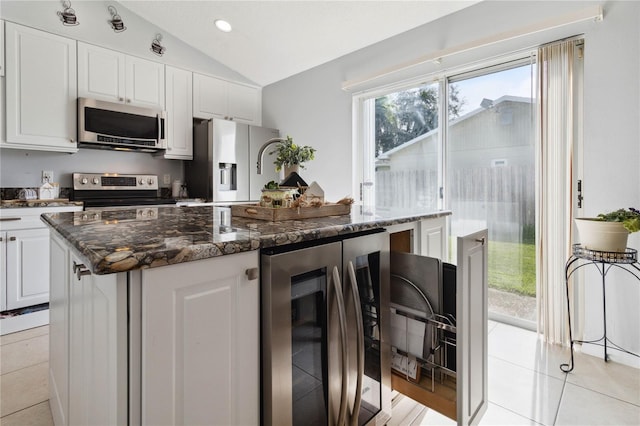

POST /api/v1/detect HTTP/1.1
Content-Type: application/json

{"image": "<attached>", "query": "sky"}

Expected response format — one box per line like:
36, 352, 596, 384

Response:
453, 64, 535, 116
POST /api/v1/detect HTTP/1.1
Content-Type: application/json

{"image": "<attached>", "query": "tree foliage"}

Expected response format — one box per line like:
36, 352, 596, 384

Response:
375, 85, 465, 155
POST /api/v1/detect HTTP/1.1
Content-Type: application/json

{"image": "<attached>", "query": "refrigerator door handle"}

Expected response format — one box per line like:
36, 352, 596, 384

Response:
346, 261, 365, 426
331, 266, 349, 426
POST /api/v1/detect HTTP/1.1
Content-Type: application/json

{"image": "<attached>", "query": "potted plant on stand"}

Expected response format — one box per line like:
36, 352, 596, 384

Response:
575, 208, 640, 252
270, 136, 316, 177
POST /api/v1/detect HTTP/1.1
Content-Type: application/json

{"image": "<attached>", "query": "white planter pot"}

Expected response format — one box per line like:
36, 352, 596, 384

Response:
575, 218, 630, 252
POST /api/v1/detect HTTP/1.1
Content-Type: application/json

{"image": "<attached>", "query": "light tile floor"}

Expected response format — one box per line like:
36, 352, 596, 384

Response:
0, 321, 639, 425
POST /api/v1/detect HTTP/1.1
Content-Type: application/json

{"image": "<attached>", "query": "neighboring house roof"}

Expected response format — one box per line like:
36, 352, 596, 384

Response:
377, 95, 532, 160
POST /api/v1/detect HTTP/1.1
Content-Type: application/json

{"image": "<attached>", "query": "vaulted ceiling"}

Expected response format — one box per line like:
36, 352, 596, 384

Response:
118, 1, 480, 86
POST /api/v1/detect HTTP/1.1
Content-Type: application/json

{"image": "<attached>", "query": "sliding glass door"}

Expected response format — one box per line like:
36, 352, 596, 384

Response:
447, 62, 536, 326
358, 57, 537, 326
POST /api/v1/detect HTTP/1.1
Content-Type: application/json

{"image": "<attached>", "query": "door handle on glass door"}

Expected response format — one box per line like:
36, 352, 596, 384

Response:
331, 266, 349, 426
346, 261, 365, 426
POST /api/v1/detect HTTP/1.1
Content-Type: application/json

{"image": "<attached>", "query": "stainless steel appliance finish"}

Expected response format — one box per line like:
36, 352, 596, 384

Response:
185, 118, 281, 202
78, 97, 166, 152
261, 230, 392, 426
71, 173, 176, 209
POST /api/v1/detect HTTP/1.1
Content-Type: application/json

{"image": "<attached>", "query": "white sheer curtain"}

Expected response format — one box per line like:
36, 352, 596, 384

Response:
536, 39, 580, 345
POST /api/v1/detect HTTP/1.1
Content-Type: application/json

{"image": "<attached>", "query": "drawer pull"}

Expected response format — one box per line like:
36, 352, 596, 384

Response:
245, 208, 258, 215
0, 217, 22, 221
9, 236, 16, 241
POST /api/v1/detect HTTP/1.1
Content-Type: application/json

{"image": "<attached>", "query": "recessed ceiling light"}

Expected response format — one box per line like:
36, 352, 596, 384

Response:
214, 19, 232, 33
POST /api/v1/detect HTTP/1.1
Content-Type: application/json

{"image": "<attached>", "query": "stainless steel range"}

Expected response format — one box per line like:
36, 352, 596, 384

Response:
71, 173, 176, 209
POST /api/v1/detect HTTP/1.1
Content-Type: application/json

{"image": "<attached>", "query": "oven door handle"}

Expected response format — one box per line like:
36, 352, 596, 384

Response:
346, 261, 365, 426
331, 266, 349, 426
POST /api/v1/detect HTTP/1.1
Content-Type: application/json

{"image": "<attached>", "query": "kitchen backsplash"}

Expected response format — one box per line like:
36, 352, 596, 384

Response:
1, 187, 72, 201
0, 187, 173, 201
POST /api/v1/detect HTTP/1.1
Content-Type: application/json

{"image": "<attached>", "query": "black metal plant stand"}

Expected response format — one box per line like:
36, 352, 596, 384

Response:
560, 244, 640, 373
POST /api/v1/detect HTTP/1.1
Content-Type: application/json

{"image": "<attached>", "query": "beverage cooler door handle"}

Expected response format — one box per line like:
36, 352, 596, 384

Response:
346, 261, 365, 426
331, 266, 349, 426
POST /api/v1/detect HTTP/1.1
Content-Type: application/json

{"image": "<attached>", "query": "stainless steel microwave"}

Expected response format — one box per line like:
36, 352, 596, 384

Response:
78, 97, 166, 152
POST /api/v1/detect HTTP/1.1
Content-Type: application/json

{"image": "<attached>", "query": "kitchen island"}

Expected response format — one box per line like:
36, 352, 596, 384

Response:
43, 205, 452, 426
42, 205, 450, 274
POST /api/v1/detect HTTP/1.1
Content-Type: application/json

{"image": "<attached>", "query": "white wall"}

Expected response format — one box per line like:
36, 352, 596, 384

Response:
0, 0, 252, 189
263, 1, 640, 366
0, 149, 182, 188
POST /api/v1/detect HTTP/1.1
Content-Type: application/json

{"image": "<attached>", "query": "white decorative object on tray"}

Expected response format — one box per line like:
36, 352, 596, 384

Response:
305, 181, 325, 203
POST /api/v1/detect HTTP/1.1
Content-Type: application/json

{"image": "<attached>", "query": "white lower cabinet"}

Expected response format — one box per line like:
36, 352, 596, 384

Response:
0, 206, 82, 314
49, 232, 128, 426
139, 250, 259, 425
49, 232, 259, 426
388, 224, 488, 425
4, 228, 50, 310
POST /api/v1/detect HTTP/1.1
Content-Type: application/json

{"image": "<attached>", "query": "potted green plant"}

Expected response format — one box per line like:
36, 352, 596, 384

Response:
575, 208, 640, 252
269, 136, 316, 175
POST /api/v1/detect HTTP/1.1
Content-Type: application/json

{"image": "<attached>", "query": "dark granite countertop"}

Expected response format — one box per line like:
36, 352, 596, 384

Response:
42, 205, 451, 275
1, 199, 83, 208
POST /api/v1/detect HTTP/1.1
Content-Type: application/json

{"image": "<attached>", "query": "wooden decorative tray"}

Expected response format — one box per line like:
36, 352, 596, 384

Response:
231, 203, 351, 221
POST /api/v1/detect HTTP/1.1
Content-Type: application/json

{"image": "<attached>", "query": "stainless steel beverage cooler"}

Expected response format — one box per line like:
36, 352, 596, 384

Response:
261, 230, 392, 426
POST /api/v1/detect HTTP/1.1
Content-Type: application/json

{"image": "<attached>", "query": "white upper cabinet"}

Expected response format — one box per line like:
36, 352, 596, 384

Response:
125, 55, 165, 109
4, 22, 77, 152
164, 66, 193, 160
228, 82, 261, 124
193, 73, 261, 125
78, 42, 164, 110
1, 20, 5, 77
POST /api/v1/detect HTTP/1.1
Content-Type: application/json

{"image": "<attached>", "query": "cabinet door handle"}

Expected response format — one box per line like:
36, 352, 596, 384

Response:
245, 267, 259, 281
119, 97, 124, 102
73, 261, 91, 279
8, 236, 16, 241
0, 217, 21, 222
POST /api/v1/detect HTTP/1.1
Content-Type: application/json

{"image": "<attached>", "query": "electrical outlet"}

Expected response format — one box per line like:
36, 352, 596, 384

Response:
163, 174, 171, 185
42, 170, 54, 183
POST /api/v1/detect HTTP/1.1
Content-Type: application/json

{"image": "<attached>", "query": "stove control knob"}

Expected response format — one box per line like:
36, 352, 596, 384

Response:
81, 213, 88, 220
139, 179, 145, 185
147, 178, 155, 185
92, 177, 100, 185
80, 177, 88, 185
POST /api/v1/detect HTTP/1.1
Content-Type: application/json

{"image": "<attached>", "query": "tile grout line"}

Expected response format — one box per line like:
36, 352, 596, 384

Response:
488, 354, 568, 382
0, 400, 50, 420
0, 359, 49, 378
484, 401, 546, 425
551, 370, 569, 425
563, 377, 640, 408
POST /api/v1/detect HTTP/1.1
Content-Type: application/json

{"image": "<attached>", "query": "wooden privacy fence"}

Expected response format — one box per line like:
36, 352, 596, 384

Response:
376, 165, 535, 241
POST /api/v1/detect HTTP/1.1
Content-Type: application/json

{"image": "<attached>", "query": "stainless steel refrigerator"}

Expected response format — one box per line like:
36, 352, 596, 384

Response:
185, 118, 281, 202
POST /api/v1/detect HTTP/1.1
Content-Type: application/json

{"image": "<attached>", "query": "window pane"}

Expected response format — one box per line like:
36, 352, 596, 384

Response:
374, 83, 440, 211
447, 64, 536, 325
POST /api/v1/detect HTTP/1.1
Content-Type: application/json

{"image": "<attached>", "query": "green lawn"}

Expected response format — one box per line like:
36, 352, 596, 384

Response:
488, 240, 536, 297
